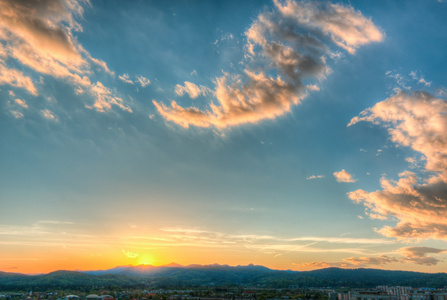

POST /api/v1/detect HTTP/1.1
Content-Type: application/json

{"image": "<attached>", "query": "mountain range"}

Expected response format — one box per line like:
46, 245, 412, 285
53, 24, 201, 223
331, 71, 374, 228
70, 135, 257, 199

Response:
1, 264, 447, 291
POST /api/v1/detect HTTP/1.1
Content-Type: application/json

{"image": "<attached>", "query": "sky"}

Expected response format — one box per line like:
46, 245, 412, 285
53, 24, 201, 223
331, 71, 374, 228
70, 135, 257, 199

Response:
0, 0, 447, 274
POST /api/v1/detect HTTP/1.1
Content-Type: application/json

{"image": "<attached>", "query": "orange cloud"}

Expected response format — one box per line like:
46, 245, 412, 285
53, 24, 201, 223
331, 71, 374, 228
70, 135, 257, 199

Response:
175, 81, 210, 99
0, 0, 131, 114
333, 169, 357, 183
349, 91, 447, 240
399, 246, 446, 266
293, 255, 398, 270
275, 0, 384, 54
294, 249, 446, 271
154, 0, 383, 128
0, 62, 37, 95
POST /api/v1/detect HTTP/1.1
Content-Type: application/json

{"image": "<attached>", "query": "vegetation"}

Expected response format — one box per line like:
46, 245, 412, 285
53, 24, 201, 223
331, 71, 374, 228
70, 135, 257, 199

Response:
1, 266, 447, 292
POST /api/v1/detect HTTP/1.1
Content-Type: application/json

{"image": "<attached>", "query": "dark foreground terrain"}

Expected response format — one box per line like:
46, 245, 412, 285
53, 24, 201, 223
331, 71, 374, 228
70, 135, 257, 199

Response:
1, 264, 447, 291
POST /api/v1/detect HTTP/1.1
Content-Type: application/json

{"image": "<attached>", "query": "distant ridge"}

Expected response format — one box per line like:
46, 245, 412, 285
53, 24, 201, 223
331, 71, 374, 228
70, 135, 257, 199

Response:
1, 265, 446, 291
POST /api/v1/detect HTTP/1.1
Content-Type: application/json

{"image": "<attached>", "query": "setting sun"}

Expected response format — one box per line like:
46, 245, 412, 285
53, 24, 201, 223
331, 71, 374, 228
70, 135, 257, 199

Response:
137, 255, 155, 266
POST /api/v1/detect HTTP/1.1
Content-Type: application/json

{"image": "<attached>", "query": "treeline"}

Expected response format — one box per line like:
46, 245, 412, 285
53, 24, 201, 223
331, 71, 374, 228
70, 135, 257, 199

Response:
0, 271, 147, 291
1, 267, 447, 291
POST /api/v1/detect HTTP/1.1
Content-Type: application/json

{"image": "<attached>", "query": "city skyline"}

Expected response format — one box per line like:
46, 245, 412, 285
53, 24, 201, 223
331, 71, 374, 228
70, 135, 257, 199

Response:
0, 0, 446, 274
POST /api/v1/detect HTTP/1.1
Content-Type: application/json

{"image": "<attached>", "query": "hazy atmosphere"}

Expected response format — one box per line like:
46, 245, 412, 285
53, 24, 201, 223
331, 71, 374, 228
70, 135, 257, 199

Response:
1, 0, 447, 274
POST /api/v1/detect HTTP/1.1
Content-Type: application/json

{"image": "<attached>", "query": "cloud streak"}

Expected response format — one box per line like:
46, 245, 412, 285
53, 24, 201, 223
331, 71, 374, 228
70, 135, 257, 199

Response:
307, 175, 325, 180
154, 0, 383, 128
295, 246, 446, 270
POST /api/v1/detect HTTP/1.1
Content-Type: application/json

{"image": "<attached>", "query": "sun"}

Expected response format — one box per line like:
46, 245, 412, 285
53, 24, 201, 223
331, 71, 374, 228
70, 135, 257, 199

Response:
137, 255, 154, 266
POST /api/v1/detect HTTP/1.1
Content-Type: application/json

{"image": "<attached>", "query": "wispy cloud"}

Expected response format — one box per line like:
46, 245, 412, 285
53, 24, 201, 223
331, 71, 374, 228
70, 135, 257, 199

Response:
152, 227, 392, 257
41, 109, 58, 121
154, 0, 383, 128
14, 98, 28, 109
136, 75, 151, 87
86, 82, 132, 113
175, 81, 210, 99
119, 73, 134, 85
10, 110, 24, 118
122, 249, 139, 259
307, 175, 325, 180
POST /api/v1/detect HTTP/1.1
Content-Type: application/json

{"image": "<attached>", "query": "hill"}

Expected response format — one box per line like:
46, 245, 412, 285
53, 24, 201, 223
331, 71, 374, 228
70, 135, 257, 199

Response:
1, 265, 446, 291
0, 270, 146, 291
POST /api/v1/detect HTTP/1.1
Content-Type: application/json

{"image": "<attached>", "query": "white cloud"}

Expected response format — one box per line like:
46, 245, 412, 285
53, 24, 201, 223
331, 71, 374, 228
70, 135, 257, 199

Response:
307, 175, 325, 180
122, 249, 139, 259
418, 78, 431, 87
333, 169, 357, 183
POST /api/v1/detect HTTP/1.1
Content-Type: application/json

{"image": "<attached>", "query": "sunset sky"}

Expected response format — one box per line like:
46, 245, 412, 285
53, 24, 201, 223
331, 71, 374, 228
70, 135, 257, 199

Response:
1, 0, 447, 274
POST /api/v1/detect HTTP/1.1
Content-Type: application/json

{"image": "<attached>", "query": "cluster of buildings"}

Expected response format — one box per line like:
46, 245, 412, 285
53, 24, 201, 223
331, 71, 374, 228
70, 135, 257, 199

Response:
329, 287, 447, 300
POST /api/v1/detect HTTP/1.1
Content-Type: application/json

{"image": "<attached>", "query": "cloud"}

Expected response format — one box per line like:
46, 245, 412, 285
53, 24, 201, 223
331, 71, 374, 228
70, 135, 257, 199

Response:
333, 169, 357, 183
410, 71, 431, 87
307, 175, 325, 180
295, 247, 446, 270
175, 81, 210, 99
14, 98, 28, 109
399, 246, 446, 266
348, 91, 447, 240
86, 82, 132, 113
119, 73, 134, 85
294, 255, 399, 270
343, 255, 400, 266
0, 62, 38, 95
10, 110, 24, 119
274, 0, 383, 54
0, 0, 131, 114
122, 249, 139, 259
154, 0, 383, 128
41, 109, 58, 121
386, 71, 411, 92
118, 73, 150, 88
136, 75, 151, 87
436, 87, 447, 98
156, 227, 391, 256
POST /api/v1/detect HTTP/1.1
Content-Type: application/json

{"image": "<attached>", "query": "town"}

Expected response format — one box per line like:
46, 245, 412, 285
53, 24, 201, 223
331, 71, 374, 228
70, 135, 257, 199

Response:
2, 286, 447, 300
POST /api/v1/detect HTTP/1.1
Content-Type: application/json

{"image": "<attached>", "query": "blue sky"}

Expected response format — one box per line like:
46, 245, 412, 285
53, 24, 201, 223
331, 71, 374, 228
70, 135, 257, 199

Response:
1, 0, 447, 273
